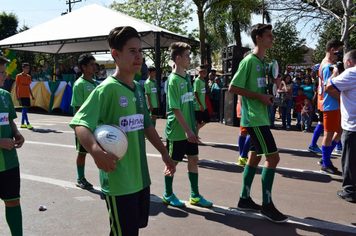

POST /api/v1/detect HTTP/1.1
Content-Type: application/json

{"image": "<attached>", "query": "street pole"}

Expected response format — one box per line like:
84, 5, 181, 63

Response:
66, 0, 82, 12
262, 0, 264, 24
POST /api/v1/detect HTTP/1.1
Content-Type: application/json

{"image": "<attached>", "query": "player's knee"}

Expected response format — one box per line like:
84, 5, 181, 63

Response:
188, 156, 199, 166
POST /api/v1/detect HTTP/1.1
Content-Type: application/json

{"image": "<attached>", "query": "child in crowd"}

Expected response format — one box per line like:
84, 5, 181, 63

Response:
295, 87, 307, 130
302, 98, 313, 132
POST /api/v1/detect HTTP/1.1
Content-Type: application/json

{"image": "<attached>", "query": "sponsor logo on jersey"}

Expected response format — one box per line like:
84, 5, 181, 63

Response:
257, 77, 267, 88
119, 96, 129, 107
256, 65, 260, 72
0, 113, 9, 126
1, 96, 8, 108
181, 92, 194, 104
119, 114, 144, 132
201, 88, 206, 93
180, 83, 184, 89
86, 86, 92, 91
151, 88, 157, 93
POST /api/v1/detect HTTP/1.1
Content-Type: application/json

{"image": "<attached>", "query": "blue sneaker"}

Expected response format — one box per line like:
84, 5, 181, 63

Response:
308, 145, 322, 154
163, 193, 185, 207
190, 194, 213, 208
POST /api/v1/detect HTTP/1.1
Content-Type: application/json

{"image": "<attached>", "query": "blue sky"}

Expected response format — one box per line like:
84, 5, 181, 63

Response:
3, 0, 317, 50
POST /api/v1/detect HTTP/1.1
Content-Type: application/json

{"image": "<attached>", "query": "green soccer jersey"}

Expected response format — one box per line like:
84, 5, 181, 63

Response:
70, 76, 152, 196
70, 77, 99, 108
0, 89, 18, 172
165, 72, 196, 141
193, 77, 207, 111
230, 53, 269, 127
144, 78, 158, 109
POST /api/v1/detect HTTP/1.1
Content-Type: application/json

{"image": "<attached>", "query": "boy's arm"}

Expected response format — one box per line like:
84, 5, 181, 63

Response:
144, 125, 175, 176
229, 84, 273, 106
10, 120, 24, 148
146, 93, 153, 111
172, 108, 198, 143
194, 92, 204, 111
29, 87, 34, 100
73, 125, 118, 173
15, 83, 19, 101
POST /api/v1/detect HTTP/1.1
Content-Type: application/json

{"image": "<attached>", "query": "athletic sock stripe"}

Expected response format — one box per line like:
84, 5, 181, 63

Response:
106, 195, 122, 236
253, 127, 268, 154
168, 140, 174, 157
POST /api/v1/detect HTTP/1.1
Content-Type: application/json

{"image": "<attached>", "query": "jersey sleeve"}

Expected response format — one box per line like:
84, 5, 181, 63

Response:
231, 59, 248, 89
331, 69, 355, 92
71, 82, 84, 107
193, 79, 199, 93
167, 78, 181, 110
144, 80, 150, 95
70, 90, 101, 131
7, 92, 17, 120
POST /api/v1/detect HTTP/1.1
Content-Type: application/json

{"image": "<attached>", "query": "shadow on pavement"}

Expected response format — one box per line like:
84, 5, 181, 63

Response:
32, 128, 63, 134
148, 194, 354, 236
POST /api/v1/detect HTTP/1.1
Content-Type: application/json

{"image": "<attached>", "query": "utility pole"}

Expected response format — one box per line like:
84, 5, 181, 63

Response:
66, 0, 82, 13
262, 0, 264, 24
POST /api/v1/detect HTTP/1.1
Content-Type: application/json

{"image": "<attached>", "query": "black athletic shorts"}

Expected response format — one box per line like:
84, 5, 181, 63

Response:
0, 166, 21, 201
166, 139, 199, 162
75, 136, 88, 154
150, 108, 159, 116
318, 111, 324, 122
195, 109, 210, 124
104, 186, 150, 236
20, 97, 31, 107
246, 126, 278, 156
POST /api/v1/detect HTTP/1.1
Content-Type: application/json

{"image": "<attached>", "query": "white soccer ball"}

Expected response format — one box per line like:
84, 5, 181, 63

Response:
93, 124, 128, 159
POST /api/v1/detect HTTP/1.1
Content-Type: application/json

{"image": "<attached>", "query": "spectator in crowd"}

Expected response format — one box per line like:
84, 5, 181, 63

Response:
144, 66, 159, 128
30, 66, 38, 81
98, 64, 107, 81
94, 63, 100, 79
207, 72, 215, 102
55, 64, 64, 81
2, 74, 15, 93
295, 87, 307, 130
270, 73, 282, 128
301, 75, 316, 101
278, 74, 293, 131
69, 60, 78, 74
38, 65, 45, 81
211, 77, 222, 117
140, 57, 148, 89
44, 61, 52, 81
301, 98, 313, 132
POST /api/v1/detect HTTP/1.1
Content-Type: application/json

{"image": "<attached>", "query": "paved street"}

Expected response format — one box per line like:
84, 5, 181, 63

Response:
0, 110, 355, 236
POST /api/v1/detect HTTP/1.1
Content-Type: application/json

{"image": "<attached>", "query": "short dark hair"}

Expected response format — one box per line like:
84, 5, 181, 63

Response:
344, 49, 356, 63
0, 56, 9, 66
107, 26, 141, 52
148, 66, 156, 72
295, 77, 301, 81
326, 39, 343, 52
250, 24, 272, 45
78, 54, 95, 71
298, 87, 304, 91
22, 62, 30, 68
169, 42, 191, 62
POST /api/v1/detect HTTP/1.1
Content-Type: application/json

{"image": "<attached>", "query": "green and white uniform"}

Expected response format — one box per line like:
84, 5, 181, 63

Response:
70, 76, 152, 196
193, 77, 207, 111
0, 89, 18, 172
230, 53, 269, 127
71, 77, 99, 109
165, 73, 196, 141
144, 78, 159, 109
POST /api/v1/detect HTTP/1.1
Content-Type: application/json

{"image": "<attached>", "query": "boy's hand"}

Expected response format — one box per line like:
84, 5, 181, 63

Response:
260, 94, 274, 106
14, 134, 25, 148
162, 154, 176, 177
92, 149, 119, 173
199, 104, 204, 112
0, 138, 16, 150
186, 129, 198, 143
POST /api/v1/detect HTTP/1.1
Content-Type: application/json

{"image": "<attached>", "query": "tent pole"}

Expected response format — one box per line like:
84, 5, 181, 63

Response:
154, 32, 161, 86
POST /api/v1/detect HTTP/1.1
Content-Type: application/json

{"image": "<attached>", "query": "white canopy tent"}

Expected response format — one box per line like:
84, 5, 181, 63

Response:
0, 3, 199, 80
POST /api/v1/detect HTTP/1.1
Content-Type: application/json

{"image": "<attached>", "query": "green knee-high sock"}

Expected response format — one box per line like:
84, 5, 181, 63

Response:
152, 121, 156, 128
261, 167, 276, 204
188, 172, 199, 198
77, 165, 85, 180
240, 164, 257, 198
6, 205, 23, 236
164, 175, 174, 197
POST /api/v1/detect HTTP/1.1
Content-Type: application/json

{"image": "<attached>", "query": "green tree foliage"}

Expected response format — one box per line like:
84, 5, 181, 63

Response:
265, 21, 308, 70
110, 0, 194, 72
0, 12, 18, 40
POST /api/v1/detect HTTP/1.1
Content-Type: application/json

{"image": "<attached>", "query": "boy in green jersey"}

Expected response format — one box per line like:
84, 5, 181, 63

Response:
71, 54, 99, 190
0, 56, 25, 236
193, 65, 210, 139
229, 24, 288, 223
163, 42, 213, 208
70, 26, 175, 236
144, 66, 159, 127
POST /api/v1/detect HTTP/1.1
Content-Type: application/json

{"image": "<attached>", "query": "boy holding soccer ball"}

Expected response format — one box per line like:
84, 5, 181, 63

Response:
70, 26, 175, 236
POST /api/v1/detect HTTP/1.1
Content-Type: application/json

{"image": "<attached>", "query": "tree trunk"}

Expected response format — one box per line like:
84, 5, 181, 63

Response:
197, 6, 206, 64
